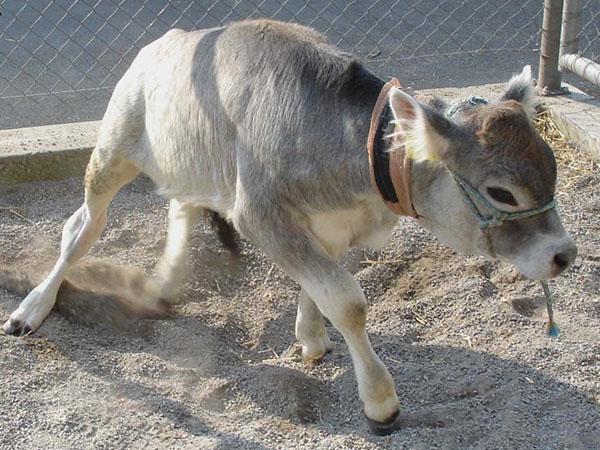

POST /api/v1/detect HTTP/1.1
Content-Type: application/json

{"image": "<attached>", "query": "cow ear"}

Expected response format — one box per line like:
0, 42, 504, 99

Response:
501, 65, 538, 114
388, 88, 457, 164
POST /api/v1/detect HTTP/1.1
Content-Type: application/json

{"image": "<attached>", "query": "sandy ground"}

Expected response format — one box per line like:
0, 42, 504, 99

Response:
1, 140, 600, 449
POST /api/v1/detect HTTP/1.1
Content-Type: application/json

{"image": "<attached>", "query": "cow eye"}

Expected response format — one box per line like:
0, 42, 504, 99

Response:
487, 187, 518, 206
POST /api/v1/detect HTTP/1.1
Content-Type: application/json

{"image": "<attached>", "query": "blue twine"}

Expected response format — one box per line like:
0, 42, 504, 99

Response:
446, 96, 489, 118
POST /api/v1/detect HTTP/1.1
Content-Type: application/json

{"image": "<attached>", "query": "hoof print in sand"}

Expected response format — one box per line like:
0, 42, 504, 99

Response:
200, 382, 234, 413
397, 410, 447, 429
510, 296, 548, 320
247, 366, 330, 424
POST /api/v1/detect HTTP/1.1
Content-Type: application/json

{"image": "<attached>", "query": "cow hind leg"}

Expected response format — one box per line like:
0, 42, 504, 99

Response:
152, 199, 202, 301
2, 153, 139, 335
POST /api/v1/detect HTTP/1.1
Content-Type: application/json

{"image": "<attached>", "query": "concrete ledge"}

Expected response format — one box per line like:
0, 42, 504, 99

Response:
0, 121, 99, 184
0, 82, 599, 185
541, 84, 600, 161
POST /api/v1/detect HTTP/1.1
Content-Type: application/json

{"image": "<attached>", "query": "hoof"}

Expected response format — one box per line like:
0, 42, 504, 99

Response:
300, 334, 333, 363
365, 409, 400, 436
2, 318, 33, 337
302, 345, 332, 364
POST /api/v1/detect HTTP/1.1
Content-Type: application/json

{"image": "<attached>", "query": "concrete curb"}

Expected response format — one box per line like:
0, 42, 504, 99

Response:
0, 120, 99, 184
542, 84, 600, 161
0, 82, 599, 185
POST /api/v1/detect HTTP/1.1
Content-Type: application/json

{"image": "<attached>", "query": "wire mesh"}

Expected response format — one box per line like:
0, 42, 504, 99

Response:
0, 0, 561, 128
579, 0, 599, 61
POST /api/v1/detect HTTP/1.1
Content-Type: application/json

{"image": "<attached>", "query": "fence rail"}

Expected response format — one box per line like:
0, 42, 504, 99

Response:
0, 1, 597, 129
537, 0, 600, 93
559, 0, 600, 88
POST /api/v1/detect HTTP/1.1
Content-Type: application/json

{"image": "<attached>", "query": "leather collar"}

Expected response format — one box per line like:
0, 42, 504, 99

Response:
367, 78, 418, 218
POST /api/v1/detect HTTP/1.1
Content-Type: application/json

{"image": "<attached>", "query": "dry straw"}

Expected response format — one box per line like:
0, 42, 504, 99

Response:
534, 110, 598, 186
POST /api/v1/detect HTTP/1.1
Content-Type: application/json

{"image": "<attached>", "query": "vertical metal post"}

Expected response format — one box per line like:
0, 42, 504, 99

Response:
538, 0, 565, 95
560, 0, 582, 57
559, 0, 600, 88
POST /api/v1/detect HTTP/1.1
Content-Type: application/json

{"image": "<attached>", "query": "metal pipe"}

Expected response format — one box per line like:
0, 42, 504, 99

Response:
538, 0, 565, 95
560, 54, 600, 88
560, 0, 582, 57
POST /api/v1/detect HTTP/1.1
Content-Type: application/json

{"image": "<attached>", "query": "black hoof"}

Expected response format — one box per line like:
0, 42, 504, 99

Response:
366, 409, 400, 436
3, 319, 32, 337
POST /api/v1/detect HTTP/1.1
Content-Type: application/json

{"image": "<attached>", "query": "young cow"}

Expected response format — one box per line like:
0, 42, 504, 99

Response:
2, 20, 576, 434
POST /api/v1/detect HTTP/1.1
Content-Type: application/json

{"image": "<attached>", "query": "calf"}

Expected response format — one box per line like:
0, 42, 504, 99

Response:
2, 19, 576, 434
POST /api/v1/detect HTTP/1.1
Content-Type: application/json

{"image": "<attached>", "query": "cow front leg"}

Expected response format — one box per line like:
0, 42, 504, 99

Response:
238, 210, 400, 433
300, 272, 399, 431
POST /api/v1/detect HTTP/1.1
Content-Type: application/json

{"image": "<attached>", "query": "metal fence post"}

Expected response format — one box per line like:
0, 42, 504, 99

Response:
538, 0, 565, 95
559, 0, 600, 88
560, 0, 582, 57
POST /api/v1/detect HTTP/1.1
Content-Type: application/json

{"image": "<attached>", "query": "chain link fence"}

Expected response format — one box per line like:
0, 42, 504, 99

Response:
579, 0, 599, 61
0, 0, 596, 129
554, 0, 600, 90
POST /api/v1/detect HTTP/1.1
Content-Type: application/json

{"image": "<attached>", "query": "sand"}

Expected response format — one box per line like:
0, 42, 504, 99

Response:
1, 140, 599, 449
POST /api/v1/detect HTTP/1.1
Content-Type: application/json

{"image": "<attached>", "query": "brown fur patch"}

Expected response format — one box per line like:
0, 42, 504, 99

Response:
84, 153, 139, 197
340, 301, 367, 330
464, 100, 556, 204
476, 101, 533, 148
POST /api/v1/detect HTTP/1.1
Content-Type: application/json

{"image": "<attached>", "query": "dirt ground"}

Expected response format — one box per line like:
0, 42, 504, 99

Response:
1, 135, 599, 449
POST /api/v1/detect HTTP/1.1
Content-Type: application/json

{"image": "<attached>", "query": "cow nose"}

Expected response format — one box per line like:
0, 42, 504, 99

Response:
552, 243, 577, 274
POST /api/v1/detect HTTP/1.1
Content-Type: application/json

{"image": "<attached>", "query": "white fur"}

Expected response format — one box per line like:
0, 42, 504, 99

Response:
298, 272, 400, 423
155, 199, 203, 300
295, 291, 332, 360
302, 200, 400, 420
511, 232, 576, 280
387, 88, 449, 162
3, 201, 109, 333
307, 197, 397, 253
505, 65, 539, 115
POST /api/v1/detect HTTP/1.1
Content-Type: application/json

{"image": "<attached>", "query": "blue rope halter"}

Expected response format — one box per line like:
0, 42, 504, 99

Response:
446, 96, 489, 119
451, 173, 556, 230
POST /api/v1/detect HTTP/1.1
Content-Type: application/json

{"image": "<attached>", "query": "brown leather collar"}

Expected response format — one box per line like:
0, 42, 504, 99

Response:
367, 78, 418, 218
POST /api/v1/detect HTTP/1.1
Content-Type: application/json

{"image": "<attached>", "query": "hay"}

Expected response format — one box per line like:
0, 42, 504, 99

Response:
534, 110, 598, 185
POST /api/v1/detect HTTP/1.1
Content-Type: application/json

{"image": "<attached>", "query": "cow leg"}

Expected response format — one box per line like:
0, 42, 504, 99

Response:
295, 290, 333, 361
299, 268, 399, 426
2, 155, 139, 335
153, 199, 202, 301
236, 209, 399, 429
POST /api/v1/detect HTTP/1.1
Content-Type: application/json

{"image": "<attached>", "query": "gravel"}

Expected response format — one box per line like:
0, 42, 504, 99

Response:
0, 139, 599, 449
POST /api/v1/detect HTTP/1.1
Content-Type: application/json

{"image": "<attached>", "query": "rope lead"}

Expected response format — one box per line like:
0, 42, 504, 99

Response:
541, 281, 560, 338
